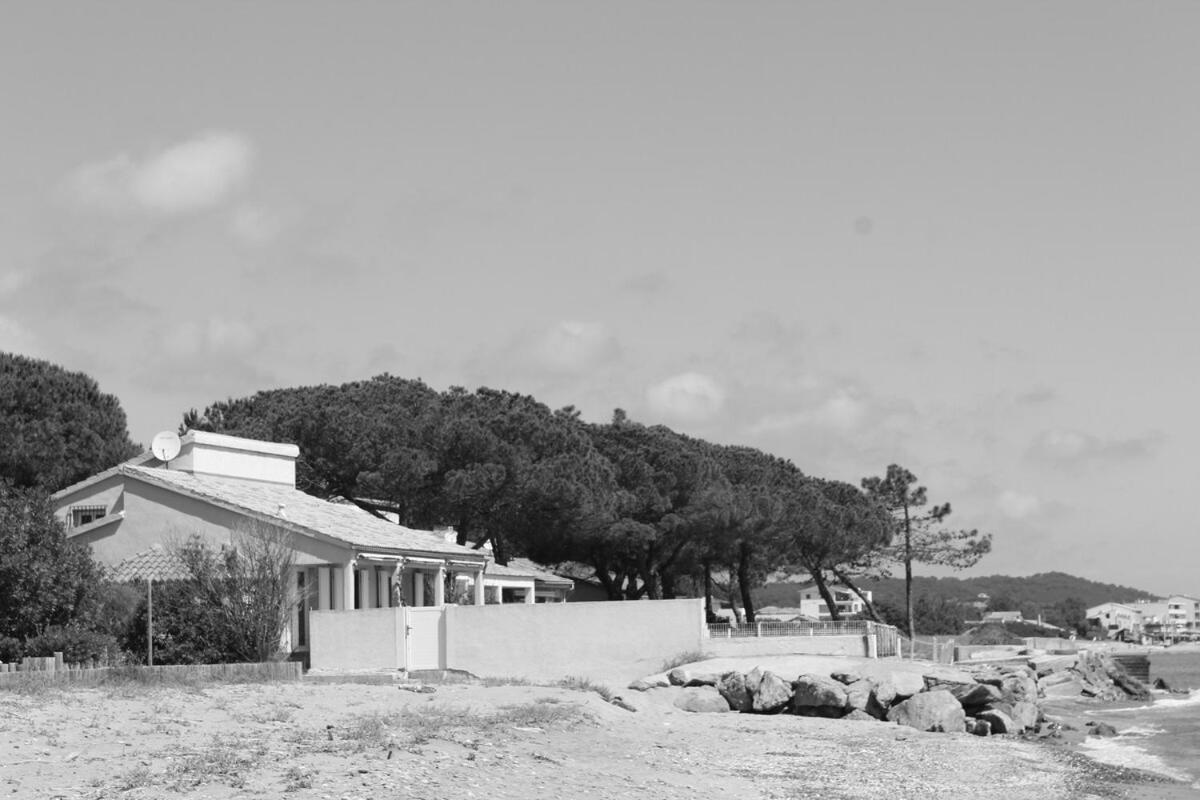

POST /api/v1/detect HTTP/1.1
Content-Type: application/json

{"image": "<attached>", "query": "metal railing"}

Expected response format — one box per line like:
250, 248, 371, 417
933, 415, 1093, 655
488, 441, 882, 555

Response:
707, 619, 901, 657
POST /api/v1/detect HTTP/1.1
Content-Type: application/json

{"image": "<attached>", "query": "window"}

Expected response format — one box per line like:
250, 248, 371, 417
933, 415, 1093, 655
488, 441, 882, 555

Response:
69, 505, 106, 528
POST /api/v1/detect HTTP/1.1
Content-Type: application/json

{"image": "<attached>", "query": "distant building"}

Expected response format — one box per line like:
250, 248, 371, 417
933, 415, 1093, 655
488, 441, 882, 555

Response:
981, 610, 1023, 624
796, 584, 872, 619
1085, 602, 1142, 640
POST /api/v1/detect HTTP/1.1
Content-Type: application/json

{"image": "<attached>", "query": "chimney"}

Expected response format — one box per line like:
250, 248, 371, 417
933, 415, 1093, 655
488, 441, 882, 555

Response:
172, 431, 299, 487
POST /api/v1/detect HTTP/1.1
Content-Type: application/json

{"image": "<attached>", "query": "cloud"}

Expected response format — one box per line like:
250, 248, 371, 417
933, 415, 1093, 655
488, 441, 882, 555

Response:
646, 372, 726, 422
161, 317, 259, 359
997, 490, 1042, 520
533, 321, 620, 374
746, 386, 868, 436
68, 131, 254, 215
230, 204, 285, 245
1026, 429, 1161, 467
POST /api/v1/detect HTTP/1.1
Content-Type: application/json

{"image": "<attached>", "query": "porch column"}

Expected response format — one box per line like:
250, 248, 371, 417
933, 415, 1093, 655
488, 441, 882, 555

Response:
433, 563, 446, 607
335, 561, 355, 611
524, 583, 536, 604
317, 566, 332, 611
473, 568, 486, 605
414, 571, 425, 606
493, 585, 504, 604
357, 567, 372, 609
391, 561, 405, 607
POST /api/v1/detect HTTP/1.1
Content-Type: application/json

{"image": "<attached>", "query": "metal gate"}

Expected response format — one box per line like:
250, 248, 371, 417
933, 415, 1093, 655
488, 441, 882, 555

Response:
404, 607, 446, 670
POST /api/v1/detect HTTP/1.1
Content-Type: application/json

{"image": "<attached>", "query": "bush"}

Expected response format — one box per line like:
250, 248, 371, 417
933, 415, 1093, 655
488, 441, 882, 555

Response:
0, 635, 21, 663
77, 581, 143, 639
963, 624, 1024, 645
123, 580, 229, 665
24, 626, 119, 663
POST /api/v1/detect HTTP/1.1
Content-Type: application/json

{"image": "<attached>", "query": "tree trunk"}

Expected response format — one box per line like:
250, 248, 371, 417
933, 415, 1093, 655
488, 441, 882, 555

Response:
831, 567, 885, 623
902, 502, 915, 639
660, 569, 676, 600
737, 542, 756, 624
809, 568, 842, 621
702, 559, 715, 623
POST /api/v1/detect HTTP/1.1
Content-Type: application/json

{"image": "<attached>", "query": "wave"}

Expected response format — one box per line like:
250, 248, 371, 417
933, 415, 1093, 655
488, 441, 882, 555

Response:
1078, 736, 1195, 783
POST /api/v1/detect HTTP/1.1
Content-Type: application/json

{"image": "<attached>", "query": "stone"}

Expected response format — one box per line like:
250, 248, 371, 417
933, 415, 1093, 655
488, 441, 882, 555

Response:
842, 708, 877, 722
947, 682, 1002, 709
627, 678, 660, 692
751, 670, 794, 713
889, 671, 927, 700
791, 674, 850, 718
717, 671, 753, 713
974, 709, 1015, 734
844, 679, 885, 719
921, 666, 978, 691
1010, 700, 1040, 731
872, 678, 898, 709
668, 668, 722, 687
673, 686, 731, 713
886, 690, 966, 733
1087, 721, 1118, 737
830, 670, 862, 685
967, 718, 992, 736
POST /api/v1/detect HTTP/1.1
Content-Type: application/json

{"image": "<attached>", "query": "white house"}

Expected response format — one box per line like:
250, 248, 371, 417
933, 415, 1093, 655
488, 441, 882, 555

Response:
1085, 602, 1142, 640
796, 584, 872, 619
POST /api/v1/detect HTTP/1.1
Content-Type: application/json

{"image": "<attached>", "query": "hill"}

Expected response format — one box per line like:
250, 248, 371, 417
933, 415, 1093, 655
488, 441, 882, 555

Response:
752, 571, 1157, 612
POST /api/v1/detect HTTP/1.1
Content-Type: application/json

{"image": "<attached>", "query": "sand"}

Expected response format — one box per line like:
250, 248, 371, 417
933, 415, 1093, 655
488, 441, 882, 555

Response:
0, 656, 1191, 800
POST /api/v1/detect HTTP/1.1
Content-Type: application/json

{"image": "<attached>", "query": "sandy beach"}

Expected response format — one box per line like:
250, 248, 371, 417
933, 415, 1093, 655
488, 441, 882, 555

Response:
2, 659, 1190, 800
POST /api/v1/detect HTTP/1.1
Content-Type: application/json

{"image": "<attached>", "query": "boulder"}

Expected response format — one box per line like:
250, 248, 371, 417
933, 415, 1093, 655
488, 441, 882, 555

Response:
791, 674, 850, 718
974, 708, 1015, 735
1087, 721, 1118, 738
872, 678, 898, 709
1010, 700, 1040, 731
844, 679, 886, 719
889, 671, 927, 700
947, 682, 1002, 709
673, 686, 732, 713
921, 666, 979, 692
717, 671, 753, 713
628, 677, 666, 692
886, 690, 966, 733
830, 670, 862, 685
751, 670, 794, 713
842, 708, 877, 722
668, 668, 722, 687
967, 718, 992, 736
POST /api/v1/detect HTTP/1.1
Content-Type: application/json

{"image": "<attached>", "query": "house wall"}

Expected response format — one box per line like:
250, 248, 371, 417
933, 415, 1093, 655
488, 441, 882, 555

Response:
73, 480, 350, 567
309, 608, 403, 671
55, 475, 126, 530
702, 634, 870, 659
444, 598, 705, 681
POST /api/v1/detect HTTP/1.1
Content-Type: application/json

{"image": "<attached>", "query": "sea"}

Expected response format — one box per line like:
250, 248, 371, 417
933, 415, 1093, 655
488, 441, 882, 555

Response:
1076, 651, 1200, 791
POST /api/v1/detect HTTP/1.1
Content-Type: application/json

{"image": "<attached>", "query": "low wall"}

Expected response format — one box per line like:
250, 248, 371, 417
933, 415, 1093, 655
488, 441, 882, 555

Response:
445, 598, 705, 681
310, 608, 402, 671
0, 661, 302, 688
703, 634, 870, 659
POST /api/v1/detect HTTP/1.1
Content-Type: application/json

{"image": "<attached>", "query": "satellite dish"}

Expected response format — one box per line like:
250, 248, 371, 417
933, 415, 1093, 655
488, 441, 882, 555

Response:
151, 431, 182, 463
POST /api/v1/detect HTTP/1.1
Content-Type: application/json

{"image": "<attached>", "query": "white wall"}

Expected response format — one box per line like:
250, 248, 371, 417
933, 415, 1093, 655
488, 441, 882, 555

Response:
310, 608, 403, 671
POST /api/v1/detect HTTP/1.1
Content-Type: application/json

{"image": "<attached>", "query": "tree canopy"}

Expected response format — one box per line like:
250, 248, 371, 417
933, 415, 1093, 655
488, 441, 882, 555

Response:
1, 352, 141, 492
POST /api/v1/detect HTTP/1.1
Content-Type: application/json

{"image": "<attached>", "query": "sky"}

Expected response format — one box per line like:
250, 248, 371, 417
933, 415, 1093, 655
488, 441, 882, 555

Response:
2, 2, 1197, 596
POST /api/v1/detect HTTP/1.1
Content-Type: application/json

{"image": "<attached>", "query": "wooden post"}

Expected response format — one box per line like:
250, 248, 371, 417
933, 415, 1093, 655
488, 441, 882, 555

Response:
147, 578, 154, 666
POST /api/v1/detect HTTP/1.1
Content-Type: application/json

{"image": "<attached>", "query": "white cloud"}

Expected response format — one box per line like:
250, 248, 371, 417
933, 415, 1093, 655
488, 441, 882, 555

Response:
746, 386, 867, 435
534, 321, 619, 374
68, 131, 254, 215
1027, 428, 1160, 466
646, 372, 726, 422
162, 317, 258, 359
997, 490, 1042, 520
230, 204, 285, 245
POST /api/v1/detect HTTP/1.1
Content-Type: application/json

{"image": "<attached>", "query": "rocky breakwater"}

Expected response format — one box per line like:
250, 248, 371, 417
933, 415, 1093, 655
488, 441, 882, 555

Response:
632, 662, 1048, 736
1031, 650, 1151, 703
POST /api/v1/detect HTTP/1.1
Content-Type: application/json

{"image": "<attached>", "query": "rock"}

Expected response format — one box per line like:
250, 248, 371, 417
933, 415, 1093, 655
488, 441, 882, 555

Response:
609, 696, 638, 712
751, 670, 794, 713
668, 668, 722, 687
842, 708, 877, 722
921, 666, 979, 692
844, 679, 885, 719
872, 678, 898, 709
889, 671, 927, 700
1087, 721, 1118, 738
947, 682, 1002, 709
830, 671, 861, 685
1011, 700, 1040, 731
627, 678, 661, 692
717, 671, 753, 713
974, 709, 1014, 734
886, 690, 966, 733
967, 718, 992, 736
673, 686, 731, 713
791, 674, 850, 718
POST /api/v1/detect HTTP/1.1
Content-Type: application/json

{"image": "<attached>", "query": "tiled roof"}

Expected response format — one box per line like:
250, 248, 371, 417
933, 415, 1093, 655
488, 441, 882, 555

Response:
488, 558, 574, 586
120, 465, 486, 561
109, 545, 192, 582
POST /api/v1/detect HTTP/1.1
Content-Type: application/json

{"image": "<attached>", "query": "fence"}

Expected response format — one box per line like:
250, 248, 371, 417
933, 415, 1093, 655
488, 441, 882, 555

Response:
905, 635, 959, 664
707, 620, 901, 658
0, 654, 302, 688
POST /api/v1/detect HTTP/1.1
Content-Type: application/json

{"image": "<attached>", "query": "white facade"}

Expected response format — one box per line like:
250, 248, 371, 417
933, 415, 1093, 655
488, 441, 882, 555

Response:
796, 584, 872, 619
1086, 602, 1142, 639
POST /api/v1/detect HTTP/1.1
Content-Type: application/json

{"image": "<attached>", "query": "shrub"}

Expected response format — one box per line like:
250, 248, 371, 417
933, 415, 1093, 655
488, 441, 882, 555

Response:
123, 580, 229, 665
0, 634, 21, 663
24, 626, 119, 663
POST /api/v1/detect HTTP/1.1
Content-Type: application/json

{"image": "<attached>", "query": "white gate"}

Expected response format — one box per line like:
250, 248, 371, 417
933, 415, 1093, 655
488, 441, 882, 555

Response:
404, 607, 446, 670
